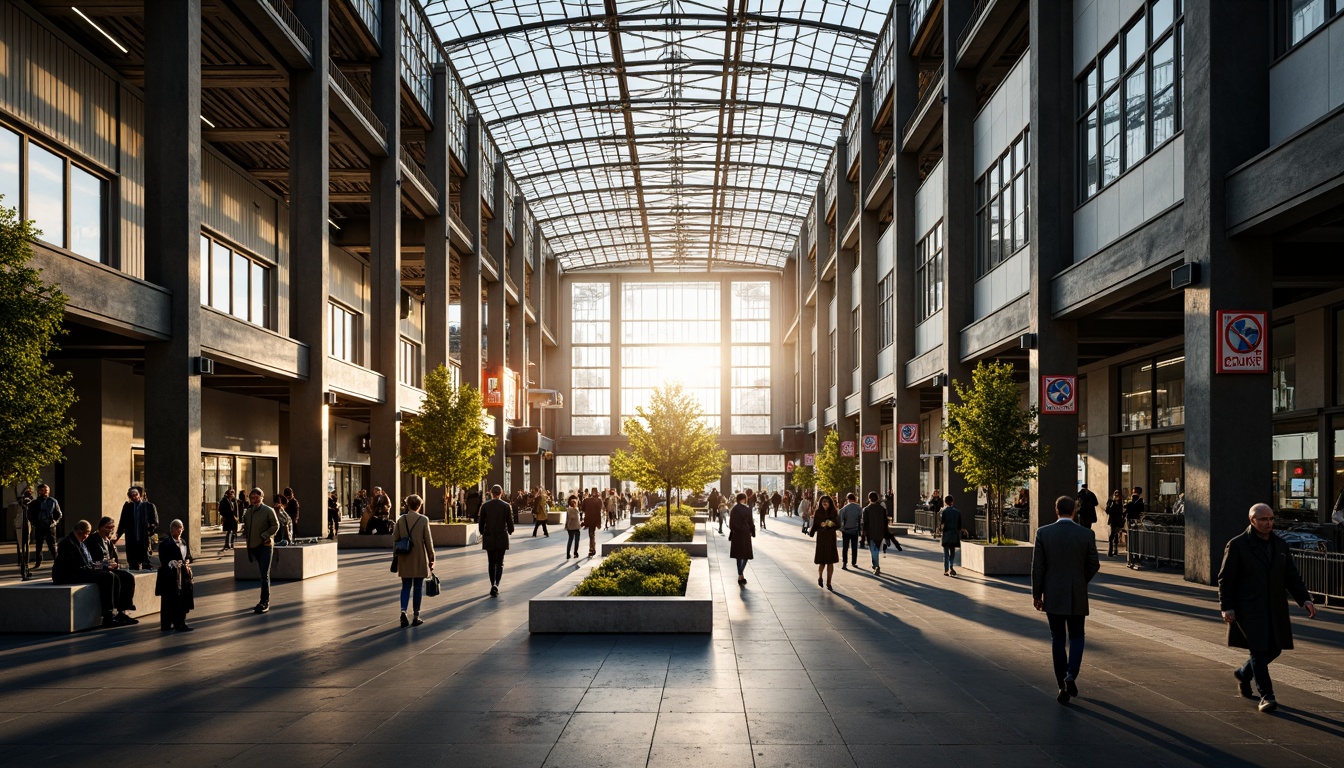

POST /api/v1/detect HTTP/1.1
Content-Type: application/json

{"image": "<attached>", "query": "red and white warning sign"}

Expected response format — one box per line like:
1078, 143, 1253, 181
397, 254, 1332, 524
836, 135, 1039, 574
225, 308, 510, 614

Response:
861, 435, 879, 453
897, 424, 918, 445
1041, 375, 1078, 415
840, 440, 857, 458
1217, 310, 1268, 374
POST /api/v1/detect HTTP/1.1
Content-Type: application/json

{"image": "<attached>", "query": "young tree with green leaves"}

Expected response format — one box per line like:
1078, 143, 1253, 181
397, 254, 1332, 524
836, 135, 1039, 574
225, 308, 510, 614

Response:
813, 430, 859, 498
0, 201, 78, 532
401, 366, 495, 522
790, 463, 817, 497
612, 383, 726, 541
941, 360, 1049, 544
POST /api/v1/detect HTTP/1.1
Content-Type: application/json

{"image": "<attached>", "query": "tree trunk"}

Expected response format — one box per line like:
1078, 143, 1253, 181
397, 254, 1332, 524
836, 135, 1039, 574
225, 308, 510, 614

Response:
666, 485, 673, 542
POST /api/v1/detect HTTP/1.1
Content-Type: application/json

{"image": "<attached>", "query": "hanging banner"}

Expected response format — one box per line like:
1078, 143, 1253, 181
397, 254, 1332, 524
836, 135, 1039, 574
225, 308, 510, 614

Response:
861, 434, 879, 453
898, 424, 918, 444
840, 440, 857, 458
1217, 310, 1268, 373
1041, 375, 1078, 415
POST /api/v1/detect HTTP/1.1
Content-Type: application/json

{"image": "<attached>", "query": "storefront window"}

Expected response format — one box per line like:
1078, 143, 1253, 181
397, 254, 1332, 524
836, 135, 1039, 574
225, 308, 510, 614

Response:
1272, 429, 1318, 513
1120, 361, 1153, 431
1078, 376, 1089, 437
1154, 354, 1184, 427
1272, 323, 1296, 413
1150, 436, 1184, 513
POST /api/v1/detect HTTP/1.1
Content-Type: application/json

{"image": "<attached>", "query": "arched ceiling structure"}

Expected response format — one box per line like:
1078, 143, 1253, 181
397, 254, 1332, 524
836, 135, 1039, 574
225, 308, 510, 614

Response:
425, 0, 890, 272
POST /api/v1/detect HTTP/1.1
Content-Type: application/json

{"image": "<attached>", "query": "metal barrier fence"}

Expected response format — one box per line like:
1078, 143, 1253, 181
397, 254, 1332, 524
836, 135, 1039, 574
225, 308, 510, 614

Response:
1128, 525, 1186, 568
1291, 548, 1344, 604
914, 508, 939, 533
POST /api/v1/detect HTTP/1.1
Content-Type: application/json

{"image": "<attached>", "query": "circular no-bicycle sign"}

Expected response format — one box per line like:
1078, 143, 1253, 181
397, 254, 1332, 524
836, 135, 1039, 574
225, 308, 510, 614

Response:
1041, 375, 1077, 414
1224, 314, 1262, 354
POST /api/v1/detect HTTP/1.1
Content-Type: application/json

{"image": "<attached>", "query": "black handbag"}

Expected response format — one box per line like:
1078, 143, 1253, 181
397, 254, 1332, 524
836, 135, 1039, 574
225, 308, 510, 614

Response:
425, 573, 441, 597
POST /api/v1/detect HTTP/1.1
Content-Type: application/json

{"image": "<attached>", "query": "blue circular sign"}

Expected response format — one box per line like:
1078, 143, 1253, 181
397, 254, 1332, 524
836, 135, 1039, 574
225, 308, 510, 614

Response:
1046, 379, 1073, 405
1225, 315, 1261, 353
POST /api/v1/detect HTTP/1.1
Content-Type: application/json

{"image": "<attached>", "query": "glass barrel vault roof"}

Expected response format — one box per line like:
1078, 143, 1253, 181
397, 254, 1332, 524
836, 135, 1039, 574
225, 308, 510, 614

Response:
425, 0, 888, 272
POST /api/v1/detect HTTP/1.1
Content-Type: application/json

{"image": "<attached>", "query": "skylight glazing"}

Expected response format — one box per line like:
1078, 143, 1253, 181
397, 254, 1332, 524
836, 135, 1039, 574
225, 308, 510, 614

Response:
426, 0, 888, 272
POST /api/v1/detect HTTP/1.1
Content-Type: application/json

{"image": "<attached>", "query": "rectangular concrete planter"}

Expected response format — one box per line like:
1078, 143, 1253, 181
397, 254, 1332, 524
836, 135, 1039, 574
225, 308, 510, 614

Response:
336, 533, 392, 549
602, 526, 707, 557
631, 514, 708, 526
428, 523, 480, 547
529, 556, 711, 634
519, 511, 563, 525
960, 541, 1033, 576
234, 541, 337, 580
0, 570, 159, 633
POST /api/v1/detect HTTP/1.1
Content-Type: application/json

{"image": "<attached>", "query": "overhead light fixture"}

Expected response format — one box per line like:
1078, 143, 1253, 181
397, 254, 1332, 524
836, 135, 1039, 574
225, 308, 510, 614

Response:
200, 115, 216, 128
71, 7, 129, 54
328, 219, 341, 230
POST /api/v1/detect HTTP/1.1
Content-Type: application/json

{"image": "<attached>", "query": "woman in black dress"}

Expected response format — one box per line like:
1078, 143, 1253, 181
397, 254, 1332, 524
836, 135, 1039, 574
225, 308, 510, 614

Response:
809, 495, 840, 590
156, 519, 194, 632
218, 489, 239, 549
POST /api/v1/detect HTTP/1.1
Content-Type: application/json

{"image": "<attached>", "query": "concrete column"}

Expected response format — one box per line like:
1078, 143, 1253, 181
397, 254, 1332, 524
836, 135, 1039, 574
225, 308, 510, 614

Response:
940, 0, 977, 520
528, 225, 546, 487
485, 163, 506, 489
142, 0, 203, 546
1084, 367, 1114, 536
508, 198, 527, 491
834, 138, 858, 471
1027, 0, 1079, 536
424, 63, 451, 519
855, 76, 882, 494
460, 117, 483, 391
814, 185, 834, 454
1182, 0, 1273, 584
368, 0, 403, 513
286, 0, 330, 537
798, 248, 815, 430
891, 0, 922, 523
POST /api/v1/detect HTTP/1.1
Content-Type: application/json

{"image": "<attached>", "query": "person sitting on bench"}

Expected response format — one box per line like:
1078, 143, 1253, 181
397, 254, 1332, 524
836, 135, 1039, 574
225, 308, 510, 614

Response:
52, 520, 138, 628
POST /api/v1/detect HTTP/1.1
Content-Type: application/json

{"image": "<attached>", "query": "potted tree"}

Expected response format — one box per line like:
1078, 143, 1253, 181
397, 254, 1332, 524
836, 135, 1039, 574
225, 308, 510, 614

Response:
941, 361, 1049, 575
612, 384, 725, 543
0, 202, 78, 580
402, 365, 494, 547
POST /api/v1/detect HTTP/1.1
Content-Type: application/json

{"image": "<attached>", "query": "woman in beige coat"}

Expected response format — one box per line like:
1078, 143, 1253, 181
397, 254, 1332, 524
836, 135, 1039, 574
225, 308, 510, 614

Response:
563, 495, 582, 560
393, 495, 435, 627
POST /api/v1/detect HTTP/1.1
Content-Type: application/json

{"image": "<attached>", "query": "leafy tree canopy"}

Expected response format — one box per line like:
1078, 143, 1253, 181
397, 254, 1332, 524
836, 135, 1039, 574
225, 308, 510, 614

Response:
790, 463, 817, 495
941, 360, 1049, 543
813, 430, 859, 498
401, 366, 494, 521
0, 200, 78, 494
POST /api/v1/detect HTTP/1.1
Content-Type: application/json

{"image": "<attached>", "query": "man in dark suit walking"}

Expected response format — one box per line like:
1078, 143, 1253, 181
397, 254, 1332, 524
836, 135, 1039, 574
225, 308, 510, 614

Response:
117, 485, 158, 570
478, 484, 514, 597
1032, 496, 1101, 704
1218, 503, 1316, 714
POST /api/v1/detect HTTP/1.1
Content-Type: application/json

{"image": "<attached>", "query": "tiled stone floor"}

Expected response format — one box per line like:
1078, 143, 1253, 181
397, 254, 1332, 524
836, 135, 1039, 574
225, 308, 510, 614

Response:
2, 514, 1342, 767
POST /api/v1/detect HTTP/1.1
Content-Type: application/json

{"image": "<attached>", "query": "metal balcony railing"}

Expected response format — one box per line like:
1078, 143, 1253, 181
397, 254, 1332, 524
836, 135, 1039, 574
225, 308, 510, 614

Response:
399, 146, 437, 199
400, 0, 439, 117
347, 0, 381, 42
262, 0, 312, 52
871, 10, 895, 115
909, 0, 936, 51
902, 62, 944, 142
843, 99, 861, 170
329, 60, 387, 139
957, 0, 994, 56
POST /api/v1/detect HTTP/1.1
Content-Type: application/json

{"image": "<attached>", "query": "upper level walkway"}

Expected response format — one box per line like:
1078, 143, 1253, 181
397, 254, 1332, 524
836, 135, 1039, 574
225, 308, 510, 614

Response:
1, 515, 1340, 767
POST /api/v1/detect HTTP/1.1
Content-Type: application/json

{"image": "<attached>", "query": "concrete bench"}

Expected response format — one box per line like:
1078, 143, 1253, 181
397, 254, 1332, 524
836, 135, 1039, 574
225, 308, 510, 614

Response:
234, 541, 337, 580
0, 570, 160, 633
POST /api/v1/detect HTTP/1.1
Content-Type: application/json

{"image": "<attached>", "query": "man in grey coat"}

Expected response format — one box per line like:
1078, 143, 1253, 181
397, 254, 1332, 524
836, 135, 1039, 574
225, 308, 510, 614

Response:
1218, 503, 1316, 713
1032, 496, 1101, 704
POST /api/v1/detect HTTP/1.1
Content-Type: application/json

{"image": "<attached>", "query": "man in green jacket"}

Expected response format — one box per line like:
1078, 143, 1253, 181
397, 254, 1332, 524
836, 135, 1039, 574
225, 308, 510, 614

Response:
243, 487, 280, 614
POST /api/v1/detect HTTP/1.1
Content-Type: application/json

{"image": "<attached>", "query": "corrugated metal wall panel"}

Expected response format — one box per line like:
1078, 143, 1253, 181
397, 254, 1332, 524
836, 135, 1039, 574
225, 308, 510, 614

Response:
118, 88, 144, 277
201, 149, 282, 265
1, 5, 118, 170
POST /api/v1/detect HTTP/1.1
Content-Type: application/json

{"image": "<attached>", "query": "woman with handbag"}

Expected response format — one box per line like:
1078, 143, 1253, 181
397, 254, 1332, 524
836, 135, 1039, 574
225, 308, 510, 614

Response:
809, 495, 840, 590
393, 494, 435, 627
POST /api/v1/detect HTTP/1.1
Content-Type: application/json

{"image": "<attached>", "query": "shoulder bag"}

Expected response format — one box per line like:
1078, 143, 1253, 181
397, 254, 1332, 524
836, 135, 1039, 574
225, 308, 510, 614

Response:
394, 516, 423, 555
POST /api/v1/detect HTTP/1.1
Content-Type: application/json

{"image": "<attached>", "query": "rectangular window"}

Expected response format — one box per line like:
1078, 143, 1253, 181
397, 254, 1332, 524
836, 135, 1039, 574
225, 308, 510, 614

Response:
28, 143, 65, 249
200, 234, 271, 328
1278, 0, 1336, 54
731, 283, 771, 435
0, 128, 18, 210
916, 223, 944, 320
877, 273, 894, 349
68, 165, 102, 260
1120, 360, 1154, 432
1, 131, 106, 262
974, 131, 1028, 277
850, 307, 860, 371
829, 330, 838, 385
1078, 0, 1186, 201
571, 282, 612, 435
329, 302, 359, 363
399, 338, 422, 387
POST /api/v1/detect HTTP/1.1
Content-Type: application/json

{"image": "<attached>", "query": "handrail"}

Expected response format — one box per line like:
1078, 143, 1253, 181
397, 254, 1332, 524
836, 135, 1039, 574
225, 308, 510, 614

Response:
956, 0, 994, 56
399, 146, 437, 199
870, 10, 896, 111
843, 99, 861, 169
329, 60, 388, 139
346, 0, 381, 42
909, 0, 936, 52
262, 0, 313, 52
400, 0, 440, 116
902, 62, 945, 142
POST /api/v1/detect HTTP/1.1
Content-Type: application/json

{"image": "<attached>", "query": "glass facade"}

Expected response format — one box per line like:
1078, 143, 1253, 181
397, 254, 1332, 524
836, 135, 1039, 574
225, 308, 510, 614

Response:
200, 234, 271, 328
731, 282, 771, 435
1273, 322, 1296, 413
917, 222, 944, 318
571, 282, 612, 435
0, 128, 104, 262
730, 454, 787, 495
622, 282, 722, 431
555, 454, 610, 498
974, 129, 1029, 276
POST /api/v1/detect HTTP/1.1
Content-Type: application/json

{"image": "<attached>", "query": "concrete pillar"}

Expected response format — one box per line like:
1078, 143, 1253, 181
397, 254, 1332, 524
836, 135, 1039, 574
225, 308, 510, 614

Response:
834, 139, 858, 475
286, 0, 330, 537
1182, 0, 1274, 584
368, 0, 403, 513
508, 198, 527, 491
485, 163, 506, 489
460, 123, 484, 399
940, 0, 977, 522
142, 0, 203, 546
528, 224, 546, 489
891, 0, 922, 523
814, 185, 834, 454
855, 76, 882, 494
1027, 0, 1079, 536
424, 63, 451, 519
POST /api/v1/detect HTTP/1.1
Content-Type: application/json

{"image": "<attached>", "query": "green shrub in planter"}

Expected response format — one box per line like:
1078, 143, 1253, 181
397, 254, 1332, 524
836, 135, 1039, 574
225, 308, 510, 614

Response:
571, 546, 691, 596
629, 515, 695, 542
